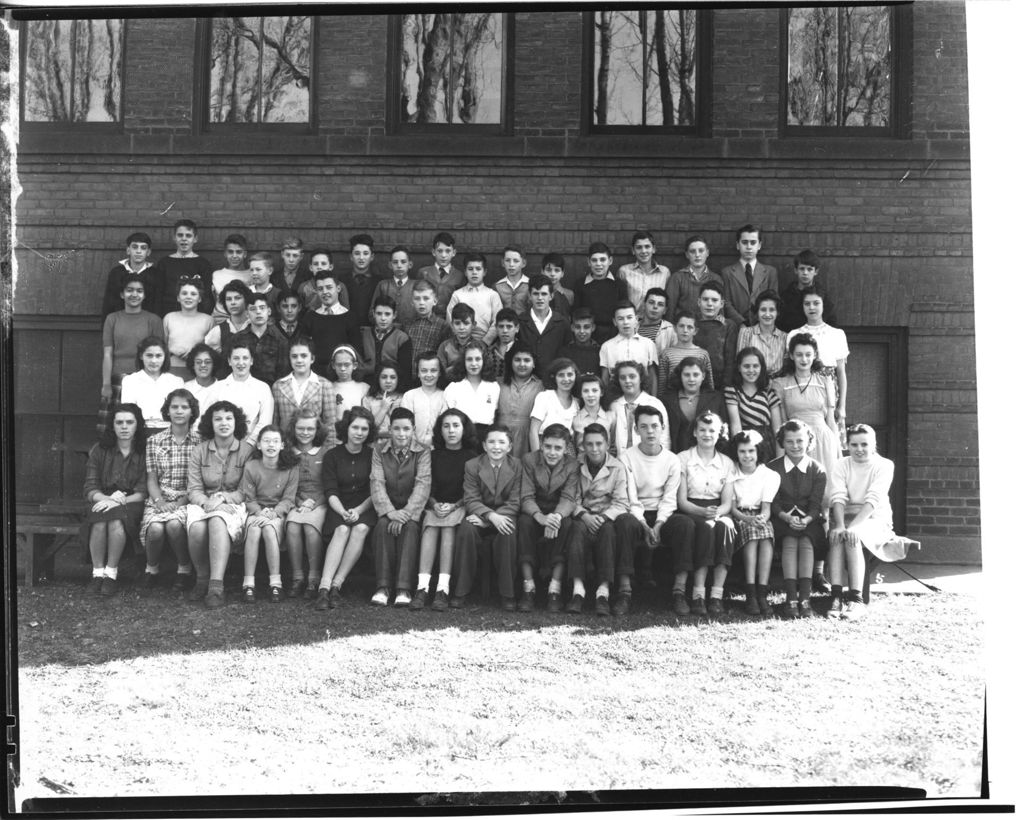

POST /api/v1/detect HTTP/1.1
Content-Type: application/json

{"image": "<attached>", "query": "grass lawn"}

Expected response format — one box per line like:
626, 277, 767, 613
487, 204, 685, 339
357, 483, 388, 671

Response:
14, 577, 984, 802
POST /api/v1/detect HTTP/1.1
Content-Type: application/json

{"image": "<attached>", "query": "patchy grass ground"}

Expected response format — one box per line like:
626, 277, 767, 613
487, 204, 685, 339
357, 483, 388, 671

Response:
14, 577, 984, 802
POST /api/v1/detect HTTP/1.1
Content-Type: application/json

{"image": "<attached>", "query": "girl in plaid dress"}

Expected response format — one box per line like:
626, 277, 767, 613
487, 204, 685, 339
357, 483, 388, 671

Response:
727, 430, 781, 617
139, 388, 201, 594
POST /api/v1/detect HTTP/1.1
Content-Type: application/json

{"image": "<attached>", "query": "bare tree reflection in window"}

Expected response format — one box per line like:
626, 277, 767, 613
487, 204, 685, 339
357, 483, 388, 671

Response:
787, 6, 890, 128
208, 16, 310, 125
592, 10, 696, 127
24, 19, 123, 122
400, 13, 504, 125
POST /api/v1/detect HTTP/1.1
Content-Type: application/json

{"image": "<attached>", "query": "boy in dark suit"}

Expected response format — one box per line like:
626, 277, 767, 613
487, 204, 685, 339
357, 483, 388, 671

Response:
516, 275, 572, 379
720, 224, 779, 325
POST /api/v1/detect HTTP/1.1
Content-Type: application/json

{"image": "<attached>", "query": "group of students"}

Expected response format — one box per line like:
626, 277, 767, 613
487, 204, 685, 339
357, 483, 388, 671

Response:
85, 220, 898, 620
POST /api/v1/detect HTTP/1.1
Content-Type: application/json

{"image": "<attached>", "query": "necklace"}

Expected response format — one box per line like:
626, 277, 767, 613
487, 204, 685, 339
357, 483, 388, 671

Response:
796, 372, 813, 394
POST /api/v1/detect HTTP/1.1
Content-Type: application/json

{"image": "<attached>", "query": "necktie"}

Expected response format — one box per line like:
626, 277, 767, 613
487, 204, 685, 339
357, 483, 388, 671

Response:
626, 402, 636, 448
744, 263, 754, 293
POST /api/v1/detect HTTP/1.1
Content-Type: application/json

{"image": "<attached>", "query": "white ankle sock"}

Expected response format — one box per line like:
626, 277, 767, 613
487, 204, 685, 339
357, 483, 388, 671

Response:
417, 573, 431, 591
92, 568, 104, 578
269, 574, 282, 588
710, 585, 724, 600
437, 573, 451, 594
572, 579, 585, 597
104, 566, 118, 580
523, 578, 536, 593
176, 564, 191, 575
145, 564, 160, 575
548, 579, 562, 595
596, 582, 610, 598
243, 575, 256, 588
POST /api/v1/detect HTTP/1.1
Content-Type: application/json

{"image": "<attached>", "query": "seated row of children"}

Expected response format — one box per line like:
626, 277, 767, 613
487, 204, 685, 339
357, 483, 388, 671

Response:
86, 381, 892, 621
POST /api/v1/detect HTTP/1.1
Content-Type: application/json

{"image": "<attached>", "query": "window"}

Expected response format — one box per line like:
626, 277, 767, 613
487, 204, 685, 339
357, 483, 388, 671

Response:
22, 19, 124, 123
206, 16, 313, 127
587, 10, 709, 133
784, 6, 903, 134
390, 13, 510, 132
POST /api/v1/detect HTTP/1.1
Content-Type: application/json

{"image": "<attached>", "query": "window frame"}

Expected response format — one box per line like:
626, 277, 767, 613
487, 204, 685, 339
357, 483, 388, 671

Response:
779, 5, 911, 138
18, 16, 127, 130
195, 15, 319, 134
386, 13, 514, 136
582, 9, 713, 137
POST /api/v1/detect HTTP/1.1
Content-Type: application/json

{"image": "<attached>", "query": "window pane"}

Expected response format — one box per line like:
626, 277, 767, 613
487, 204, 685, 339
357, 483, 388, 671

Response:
644, 10, 696, 126
72, 20, 123, 122
260, 16, 311, 124
840, 7, 891, 126
209, 17, 261, 124
594, 11, 643, 125
787, 7, 838, 126
24, 20, 73, 121
450, 13, 503, 125
400, 14, 452, 123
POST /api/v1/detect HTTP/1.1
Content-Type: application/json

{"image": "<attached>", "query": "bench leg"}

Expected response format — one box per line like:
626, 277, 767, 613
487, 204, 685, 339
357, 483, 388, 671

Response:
863, 549, 881, 606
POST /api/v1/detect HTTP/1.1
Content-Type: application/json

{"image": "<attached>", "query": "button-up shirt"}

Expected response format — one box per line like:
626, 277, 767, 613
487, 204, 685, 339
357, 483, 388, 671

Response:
187, 438, 254, 505
576, 454, 631, 520
145, 428, 200, 501
617, 261, 670, 310
678, 447, 735, 500
495, 276, 530, 316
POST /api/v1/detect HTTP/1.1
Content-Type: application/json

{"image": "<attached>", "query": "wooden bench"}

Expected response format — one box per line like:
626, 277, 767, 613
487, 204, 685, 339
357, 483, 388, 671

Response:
16, 500, 87, 587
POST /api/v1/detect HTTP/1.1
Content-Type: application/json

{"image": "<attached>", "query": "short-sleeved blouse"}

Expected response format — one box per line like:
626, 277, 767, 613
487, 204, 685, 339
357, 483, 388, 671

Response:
678, 447, 735, 500
727, 463, 782, 509
530, 390, 580, 431
322, 444, 373, 509
724, 385, 781, 429
443, 379, 500, 425
737, 325, 787, 377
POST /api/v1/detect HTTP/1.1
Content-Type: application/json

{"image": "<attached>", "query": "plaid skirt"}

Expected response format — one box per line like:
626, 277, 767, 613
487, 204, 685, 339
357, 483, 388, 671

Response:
735, 506, 775, 544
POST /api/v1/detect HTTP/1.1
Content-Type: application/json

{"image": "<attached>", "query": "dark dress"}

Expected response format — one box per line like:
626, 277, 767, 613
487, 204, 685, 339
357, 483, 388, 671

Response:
80, 443, 148, 555
665, 390, 728, 453
321, 444, 376, 534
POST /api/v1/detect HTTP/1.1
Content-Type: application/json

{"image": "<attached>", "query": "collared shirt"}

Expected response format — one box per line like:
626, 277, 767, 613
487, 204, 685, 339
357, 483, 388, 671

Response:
737, 324, 788, 378
400, 387, 448, 448
443, 378, 500, 425
233, 324, 290, 386
209, 374, 274, 445
617, 261, 670, 309
448, 284, 503, 344
530, 309, 552, 335
406, 313, 449, 360
727, 463, 781, 510
187, 438, 254, 505
571, 406, 614, 446
609, 392, 670, 455
83, 443, 147, 501
369, 439, 431, 518
146, 428, 200, 500
520, 450, 580, 518
576, 454, 631, 520
678, 447, 735, 500
783, 455, 812, 473
495, 276, 530, 315
599, 333, 659, 371
316, 302, 348, 317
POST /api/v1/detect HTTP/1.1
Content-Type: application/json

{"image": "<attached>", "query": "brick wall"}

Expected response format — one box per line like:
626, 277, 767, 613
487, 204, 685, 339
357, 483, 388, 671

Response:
11, 8, 980, 563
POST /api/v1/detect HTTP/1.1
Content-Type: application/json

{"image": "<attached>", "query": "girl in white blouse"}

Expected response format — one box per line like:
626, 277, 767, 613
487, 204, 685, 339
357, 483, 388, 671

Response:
529, 357, 580, 453
827, 423, 897, 622
442, 340, 500, 446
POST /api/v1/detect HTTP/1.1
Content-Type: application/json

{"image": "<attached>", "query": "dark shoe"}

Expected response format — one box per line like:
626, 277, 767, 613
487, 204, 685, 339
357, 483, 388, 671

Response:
827, 595, 845, 619
269, 587, 282, 604
100, 577, 117, 597
798, 599, 814, 618
637, 569, 657, 589
288, 579, 305, 599
812, 573, 831, 595
314, 589, 330, 612
242, 586, 256, 604
172, 572, 191, 593
304, 585, 318, 600
757, 595, 770, 616
778, 601, 799, 619
672, 592, 690, 617
516, 590, 535, 612
187, 583, 208, 603
205, 590, 225, 609
744, 597, 761, 617
707, 597, 724, 617
410, 589, 428, 611
690, 597, 707, 617
546, 591, 563, 613
139, 573, 159, 595
595, 595, 610, 617
87, 577, 104, 595
611, 592, 631, 616
448, 595, 466, 610
328, 587, 342, 609
566, 594, 584, 614
432, 591, 449, 611
502, 596, 517, 612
